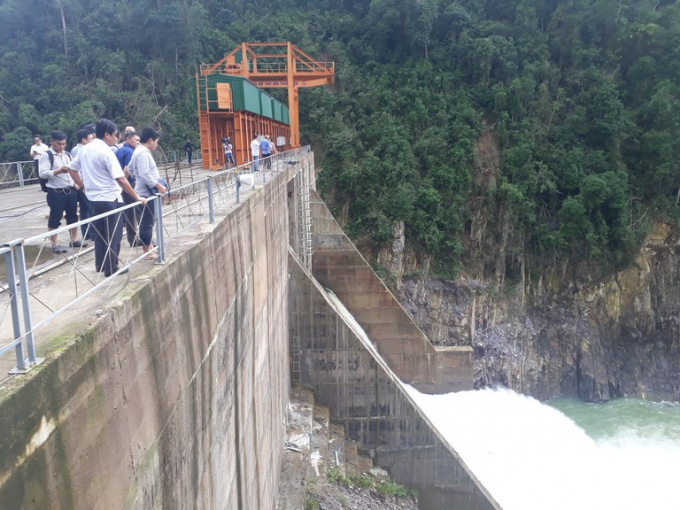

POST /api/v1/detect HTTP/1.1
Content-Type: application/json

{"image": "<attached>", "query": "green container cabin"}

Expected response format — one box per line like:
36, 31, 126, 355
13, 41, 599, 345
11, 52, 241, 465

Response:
201, 74, 287, 122
260, 90, 273, 118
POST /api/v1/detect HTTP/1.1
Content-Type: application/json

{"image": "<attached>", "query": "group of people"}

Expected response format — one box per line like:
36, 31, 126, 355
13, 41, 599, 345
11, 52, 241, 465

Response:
35, 119, 168, 277
218, 133, 277, 170
249, 133, 276, 172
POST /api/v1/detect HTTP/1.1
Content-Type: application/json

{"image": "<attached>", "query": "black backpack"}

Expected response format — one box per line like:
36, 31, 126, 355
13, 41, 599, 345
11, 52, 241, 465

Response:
39, 150, 72, 192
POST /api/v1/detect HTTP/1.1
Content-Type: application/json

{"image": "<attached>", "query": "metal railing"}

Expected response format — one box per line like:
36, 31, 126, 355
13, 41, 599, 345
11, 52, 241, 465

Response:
153, 149, 202, 166
0, 161, 38, 189
0, 153, 202, 190
0, 147, 309, 376
200, 61, 334, 75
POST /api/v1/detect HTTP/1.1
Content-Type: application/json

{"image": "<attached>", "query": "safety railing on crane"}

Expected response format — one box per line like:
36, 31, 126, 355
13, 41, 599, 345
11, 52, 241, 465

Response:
0, 146, 311, 379
199, 61, 334, 76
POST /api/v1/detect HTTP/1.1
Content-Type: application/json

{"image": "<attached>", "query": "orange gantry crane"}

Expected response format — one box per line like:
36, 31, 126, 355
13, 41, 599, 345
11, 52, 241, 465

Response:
197, 42, 334, 169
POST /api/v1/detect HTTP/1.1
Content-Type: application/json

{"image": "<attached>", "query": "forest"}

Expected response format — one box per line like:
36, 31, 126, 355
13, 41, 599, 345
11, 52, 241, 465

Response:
1, 0, 679, 277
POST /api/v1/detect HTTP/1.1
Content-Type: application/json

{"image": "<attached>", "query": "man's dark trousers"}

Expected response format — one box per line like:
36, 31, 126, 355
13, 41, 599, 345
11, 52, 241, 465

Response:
91, 200, 123, 277
121, 188, 140, 246
77, 189, 95, 240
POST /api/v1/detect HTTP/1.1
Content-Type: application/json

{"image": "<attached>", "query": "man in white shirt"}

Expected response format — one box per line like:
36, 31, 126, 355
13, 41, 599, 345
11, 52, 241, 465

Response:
65, 119, 146, 277
30, 134, 49, 180
71, 125, 96, 240
70, 125, 95, 157
129, 127, 167, 258
250, 133, 260, 172
39, 131, 87, 253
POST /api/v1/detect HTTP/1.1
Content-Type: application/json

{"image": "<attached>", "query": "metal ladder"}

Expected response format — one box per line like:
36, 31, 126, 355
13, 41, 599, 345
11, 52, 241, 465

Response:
291, 158, 312, 383
196, 74, 213, 168
296, 159, 313, 270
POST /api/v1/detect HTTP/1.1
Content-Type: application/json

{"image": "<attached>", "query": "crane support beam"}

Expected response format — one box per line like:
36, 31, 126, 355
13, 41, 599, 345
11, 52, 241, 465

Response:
199, 42, 334, 148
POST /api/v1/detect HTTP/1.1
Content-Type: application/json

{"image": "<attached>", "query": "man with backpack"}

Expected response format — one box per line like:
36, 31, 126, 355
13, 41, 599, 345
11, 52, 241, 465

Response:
38, 130, 88, 254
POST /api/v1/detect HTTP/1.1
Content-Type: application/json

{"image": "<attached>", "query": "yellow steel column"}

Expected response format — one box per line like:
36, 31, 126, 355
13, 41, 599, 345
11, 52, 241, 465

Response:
242, 42, 249, 79
286, 42, 300, 147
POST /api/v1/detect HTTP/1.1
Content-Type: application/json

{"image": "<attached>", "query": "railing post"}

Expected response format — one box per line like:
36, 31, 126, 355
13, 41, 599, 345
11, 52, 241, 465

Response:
154, 195, 165, 264
13, 242, 39, 365
207, 176, 215, 223
17, 162, 25, 187
3, 246, 25, 373
236, 174, 241, 204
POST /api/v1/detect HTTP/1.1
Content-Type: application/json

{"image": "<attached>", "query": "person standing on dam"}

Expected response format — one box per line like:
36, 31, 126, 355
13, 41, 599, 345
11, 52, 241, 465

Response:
30, 134, 49, 179
223, 137, 235, 167
39, 130, 87, 253
64, 119, 146, 277
71, 125, 96, 241
70, 125, 94, 157
129, 126, 167, 259
251, 133, 260, 171
116, 131, 142, 247
260, 134, 271, 170
184, 138, 194, 165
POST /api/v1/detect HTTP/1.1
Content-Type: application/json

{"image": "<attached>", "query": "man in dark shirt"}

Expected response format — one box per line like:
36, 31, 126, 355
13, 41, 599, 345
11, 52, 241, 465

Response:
184, 139, 194, 165
115, 131, 141, 247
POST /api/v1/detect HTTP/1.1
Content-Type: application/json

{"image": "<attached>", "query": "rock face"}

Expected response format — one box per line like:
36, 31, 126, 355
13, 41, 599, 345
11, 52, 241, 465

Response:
378, 222, 680, 402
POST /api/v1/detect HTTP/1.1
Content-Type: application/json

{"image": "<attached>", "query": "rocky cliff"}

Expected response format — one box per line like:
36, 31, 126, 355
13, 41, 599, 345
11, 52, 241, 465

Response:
377, 219, 680, 403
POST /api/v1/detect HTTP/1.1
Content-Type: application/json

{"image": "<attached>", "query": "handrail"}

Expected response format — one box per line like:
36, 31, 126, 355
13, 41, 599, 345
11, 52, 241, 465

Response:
199, 62, 334, 75
0, 147, 310, 376
0, 156, 202, 192
0, 160, 38, 189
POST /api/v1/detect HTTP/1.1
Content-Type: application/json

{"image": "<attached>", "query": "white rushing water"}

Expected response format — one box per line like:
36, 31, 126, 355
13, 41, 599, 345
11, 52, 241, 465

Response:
406, 387, 680, 510
324, 288, 680, 509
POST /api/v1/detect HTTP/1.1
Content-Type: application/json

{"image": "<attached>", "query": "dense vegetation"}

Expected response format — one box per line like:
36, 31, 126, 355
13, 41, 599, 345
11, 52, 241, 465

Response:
1, 0, 679, 277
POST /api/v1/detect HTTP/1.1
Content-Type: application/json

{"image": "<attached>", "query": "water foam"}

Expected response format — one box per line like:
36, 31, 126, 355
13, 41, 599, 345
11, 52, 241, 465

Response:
406, 387, 680, 510
324, 288, 680, 508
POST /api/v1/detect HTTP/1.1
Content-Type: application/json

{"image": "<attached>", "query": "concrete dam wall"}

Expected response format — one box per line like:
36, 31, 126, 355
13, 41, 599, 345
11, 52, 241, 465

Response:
0, 160, 295, 509
0, 153, 498, 509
